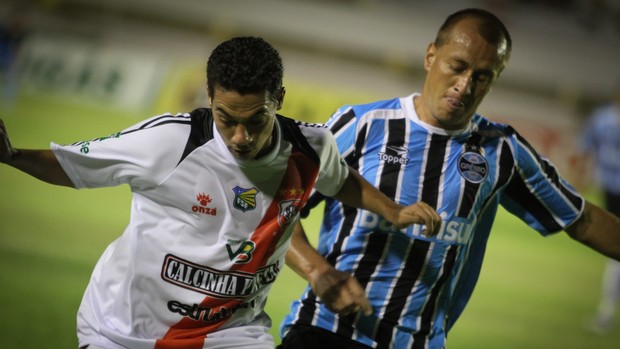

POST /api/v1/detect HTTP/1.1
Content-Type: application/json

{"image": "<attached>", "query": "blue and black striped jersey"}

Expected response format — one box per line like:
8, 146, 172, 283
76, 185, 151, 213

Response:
281, 93, 584, 349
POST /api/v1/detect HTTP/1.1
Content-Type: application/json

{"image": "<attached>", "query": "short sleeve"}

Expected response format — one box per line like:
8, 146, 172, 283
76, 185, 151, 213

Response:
52, 114, 191, 190
500, 129, 584, 235
308, 129, 349, 197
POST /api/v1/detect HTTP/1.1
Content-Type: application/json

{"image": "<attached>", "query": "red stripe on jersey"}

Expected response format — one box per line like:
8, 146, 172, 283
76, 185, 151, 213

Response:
155, 149, 320, 349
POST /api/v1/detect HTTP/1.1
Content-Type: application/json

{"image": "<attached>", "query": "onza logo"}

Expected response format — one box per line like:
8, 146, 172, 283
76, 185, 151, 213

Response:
192, 193, 217, 216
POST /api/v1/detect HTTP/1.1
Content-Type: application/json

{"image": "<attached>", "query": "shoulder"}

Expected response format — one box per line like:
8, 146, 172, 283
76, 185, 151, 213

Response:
472, 114, 518, 139
277, 115, 330, 164
325, 96, 405, 132
116, 112, 194, 142
337, 96, 403, 118
133, 112, 193, 130
277, 114, 328, 139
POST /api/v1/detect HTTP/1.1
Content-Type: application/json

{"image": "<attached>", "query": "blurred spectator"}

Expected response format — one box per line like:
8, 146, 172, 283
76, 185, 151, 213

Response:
0, 6, 30, 110
575, 0, 620, 35
580, 81, 620, 334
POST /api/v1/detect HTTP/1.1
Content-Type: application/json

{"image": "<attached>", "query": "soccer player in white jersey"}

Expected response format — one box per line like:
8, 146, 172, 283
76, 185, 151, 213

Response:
279, 8, 620, 349
0, 36, 441, 349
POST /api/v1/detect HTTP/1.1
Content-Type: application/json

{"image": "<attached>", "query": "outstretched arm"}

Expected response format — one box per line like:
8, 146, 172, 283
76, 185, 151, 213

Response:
566, 201, 620, 261
0, 119, 74, 187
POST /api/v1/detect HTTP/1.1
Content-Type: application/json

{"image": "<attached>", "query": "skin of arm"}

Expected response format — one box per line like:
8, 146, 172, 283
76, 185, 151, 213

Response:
286, 168, 441, 316
566, 201, 620, 261
0, 119, 74, 188
332, 168, 440, 231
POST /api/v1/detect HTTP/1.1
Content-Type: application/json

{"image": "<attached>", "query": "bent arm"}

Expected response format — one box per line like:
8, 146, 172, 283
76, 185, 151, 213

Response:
331, 167, 440, 233
565, 201, 620, 261
287, 168, 440, 316
285, 220, 372, 316
1, 119, 74, 187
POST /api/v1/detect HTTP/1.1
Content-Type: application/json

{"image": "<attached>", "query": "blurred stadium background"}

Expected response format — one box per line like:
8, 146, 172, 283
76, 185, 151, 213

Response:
1, 0, 619, 348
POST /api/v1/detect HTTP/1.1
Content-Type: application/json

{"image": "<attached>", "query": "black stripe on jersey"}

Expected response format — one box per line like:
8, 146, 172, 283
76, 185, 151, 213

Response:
422, 134, 450, 208
378, 118, 407, 199
139, 114, 187, 130
299, 191, 326, 218
336, 230, 390, 339
412, 245, 459, 349
69, 114, 192, 146
374, 239, 431, 348
279, 114, 321, 165
511, 127, 582, 209
351, 123, 368, 168
480, 140, 515, 212
333, 119, 407, 339
457, 133, 483, 218
177, 108, 215, 164
330, 109, 356, 135
503, 171, 563, 232
123, 114, 192, 135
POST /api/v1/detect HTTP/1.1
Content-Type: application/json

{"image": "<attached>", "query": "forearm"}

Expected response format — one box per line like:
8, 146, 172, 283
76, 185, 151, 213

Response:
331, 168, 440, 234
566, 201, 620, 261
285, 220, 373, 315
285, 221, 332, 284
332, 168, 401, 224
3, 149, 75, 188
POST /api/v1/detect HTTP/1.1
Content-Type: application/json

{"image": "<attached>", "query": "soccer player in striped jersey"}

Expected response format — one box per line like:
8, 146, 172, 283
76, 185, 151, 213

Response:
279, 8, 620, 349
0, 37, 440, 349
580, 82, 620, 334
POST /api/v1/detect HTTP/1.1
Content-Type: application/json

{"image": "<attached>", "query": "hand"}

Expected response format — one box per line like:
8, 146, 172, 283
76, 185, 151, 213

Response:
0, 119, 17, 163
393, 201, 442, 236
309, 266, 372, 316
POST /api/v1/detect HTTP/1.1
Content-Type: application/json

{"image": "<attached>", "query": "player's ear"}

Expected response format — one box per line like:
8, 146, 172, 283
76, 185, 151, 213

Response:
424, 43, 436, 72
275, 87, 285, 110
206, 85, 213, 106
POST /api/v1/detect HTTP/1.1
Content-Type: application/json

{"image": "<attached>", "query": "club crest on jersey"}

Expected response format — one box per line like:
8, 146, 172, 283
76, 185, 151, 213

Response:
457, 151, 488, 184
276, 187, 305, 227
232, 186, 258, 212
192, 193, 217, 216
277, 199, 302, 227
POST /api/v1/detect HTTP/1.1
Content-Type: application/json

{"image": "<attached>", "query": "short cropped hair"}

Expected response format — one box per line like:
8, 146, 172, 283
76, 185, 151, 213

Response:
435, 8, 512, 62
206, 36, 284, 99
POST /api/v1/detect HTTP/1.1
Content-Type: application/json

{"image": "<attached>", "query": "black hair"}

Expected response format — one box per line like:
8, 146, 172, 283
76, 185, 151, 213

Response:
435, 8, 512, 61
206, 36, 283, 99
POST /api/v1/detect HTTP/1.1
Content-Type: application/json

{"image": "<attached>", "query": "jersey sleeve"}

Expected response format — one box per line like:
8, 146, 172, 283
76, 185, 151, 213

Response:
307, 127, 349, 198
51, 114, 191, 191
325, 105, 359, 162
500, 127, 585, 235
298, 106, 358, 217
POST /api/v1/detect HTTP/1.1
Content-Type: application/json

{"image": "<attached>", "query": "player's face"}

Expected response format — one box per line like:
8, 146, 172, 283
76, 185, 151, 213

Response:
417, 18, 507, 130
210, 87, 283, 160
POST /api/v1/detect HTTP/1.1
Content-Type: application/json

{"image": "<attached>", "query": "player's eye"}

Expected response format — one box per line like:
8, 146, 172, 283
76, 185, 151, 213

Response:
219, 117, 236, 127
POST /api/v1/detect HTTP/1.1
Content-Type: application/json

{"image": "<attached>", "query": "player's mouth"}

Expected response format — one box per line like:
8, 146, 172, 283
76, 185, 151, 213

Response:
230, 147, 254, 158
445, 97, 465, 111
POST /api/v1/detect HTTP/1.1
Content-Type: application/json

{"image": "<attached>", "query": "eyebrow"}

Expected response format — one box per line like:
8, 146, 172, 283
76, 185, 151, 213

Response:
214, 106, 269, 121
449, 57, 495, 76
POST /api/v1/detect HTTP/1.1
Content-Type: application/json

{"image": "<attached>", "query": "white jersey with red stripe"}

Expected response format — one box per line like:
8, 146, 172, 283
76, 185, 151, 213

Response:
51, 109, 349, 349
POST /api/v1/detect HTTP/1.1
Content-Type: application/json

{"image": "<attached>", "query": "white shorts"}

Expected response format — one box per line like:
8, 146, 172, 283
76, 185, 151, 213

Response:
202, 325, 275, 348
79, 325, 274, 349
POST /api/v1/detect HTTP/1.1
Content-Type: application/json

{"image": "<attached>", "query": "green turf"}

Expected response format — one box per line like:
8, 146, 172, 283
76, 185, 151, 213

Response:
1, 94, 618, 348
